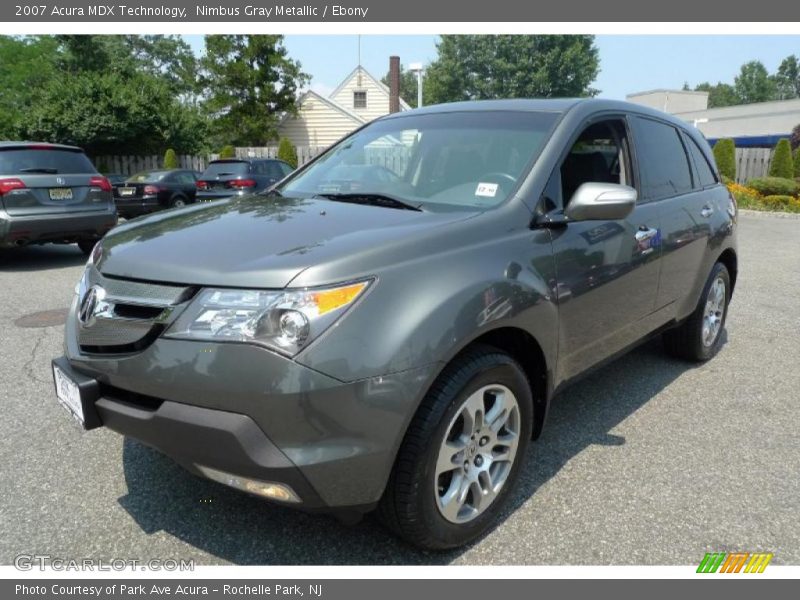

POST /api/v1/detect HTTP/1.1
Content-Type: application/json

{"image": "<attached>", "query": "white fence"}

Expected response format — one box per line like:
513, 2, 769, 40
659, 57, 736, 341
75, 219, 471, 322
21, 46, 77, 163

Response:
93, 154, 208, 176
735, 148, 773, 184
225, 146, 326, 166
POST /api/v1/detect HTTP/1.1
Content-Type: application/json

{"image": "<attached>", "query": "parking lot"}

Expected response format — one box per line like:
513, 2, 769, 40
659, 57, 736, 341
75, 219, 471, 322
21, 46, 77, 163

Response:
0, 211, 798, 565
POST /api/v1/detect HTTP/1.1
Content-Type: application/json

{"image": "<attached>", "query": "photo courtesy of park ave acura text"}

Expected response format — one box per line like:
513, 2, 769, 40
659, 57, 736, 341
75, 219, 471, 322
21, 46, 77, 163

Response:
0, 27, 798, 573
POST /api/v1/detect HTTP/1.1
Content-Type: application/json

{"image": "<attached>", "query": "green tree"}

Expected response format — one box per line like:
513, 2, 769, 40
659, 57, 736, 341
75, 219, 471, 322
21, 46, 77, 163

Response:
381, 64, 422, 107
769, 139, 794, 178
163, 148, 179, 169
734, 61, 776, 104
277, 137, 297, 168
219, 145, 236, 159
775, 55, 800, 100
0, 36, 60, 138
793, 148, 800, 177
201, 35, 309, 146
713, 139, 736, 181
694, 82, 738, 108
424, 35, 599, 104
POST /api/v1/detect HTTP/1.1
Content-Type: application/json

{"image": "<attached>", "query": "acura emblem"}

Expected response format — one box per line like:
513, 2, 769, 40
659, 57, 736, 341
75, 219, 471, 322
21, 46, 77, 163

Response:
78, 285, 106, 327
56, 176, 65, 185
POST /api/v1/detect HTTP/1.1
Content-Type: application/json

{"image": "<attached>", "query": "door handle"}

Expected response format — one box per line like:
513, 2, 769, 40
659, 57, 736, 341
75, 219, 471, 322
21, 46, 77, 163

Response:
700, 205, 714, 218
634, 226, 658, 242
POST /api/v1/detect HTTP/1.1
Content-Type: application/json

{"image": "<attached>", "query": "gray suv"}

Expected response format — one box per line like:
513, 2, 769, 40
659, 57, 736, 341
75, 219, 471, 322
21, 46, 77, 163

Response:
52, 99, 737, 550
0, 142, 117, 253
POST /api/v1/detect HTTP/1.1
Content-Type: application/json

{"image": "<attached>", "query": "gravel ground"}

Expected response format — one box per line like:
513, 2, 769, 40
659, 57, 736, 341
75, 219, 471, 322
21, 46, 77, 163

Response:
0, 212, 798, 565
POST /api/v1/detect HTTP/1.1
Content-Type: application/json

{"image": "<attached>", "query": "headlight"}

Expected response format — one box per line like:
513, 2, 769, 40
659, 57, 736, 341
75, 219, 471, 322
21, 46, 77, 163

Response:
163, 279, 372, 356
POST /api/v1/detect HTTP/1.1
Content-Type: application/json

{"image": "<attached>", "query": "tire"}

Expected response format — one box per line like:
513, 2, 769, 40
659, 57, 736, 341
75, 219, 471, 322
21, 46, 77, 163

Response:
77, 240, 96, 255
378, 345, 533, 550
170, 196, 187, 209
663, 262, 731, 362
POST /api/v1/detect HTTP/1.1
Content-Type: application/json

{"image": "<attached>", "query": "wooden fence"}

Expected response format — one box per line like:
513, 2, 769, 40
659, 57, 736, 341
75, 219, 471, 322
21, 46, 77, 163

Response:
735, 148, 773, 184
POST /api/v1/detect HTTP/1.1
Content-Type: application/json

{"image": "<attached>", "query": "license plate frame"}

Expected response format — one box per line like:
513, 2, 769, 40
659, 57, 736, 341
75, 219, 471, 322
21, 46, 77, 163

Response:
118, 187, 136, 197
51, 359, 102, 430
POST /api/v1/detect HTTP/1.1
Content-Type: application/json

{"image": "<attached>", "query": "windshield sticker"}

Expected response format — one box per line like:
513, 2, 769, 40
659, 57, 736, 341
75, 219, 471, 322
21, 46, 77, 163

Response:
475, 183, 499, 197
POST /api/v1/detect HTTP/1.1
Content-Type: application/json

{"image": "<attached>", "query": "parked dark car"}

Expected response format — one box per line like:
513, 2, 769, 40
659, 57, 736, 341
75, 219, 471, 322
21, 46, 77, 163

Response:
195, 158, 293, 201
113, 169, 199, 218
0, 142, 117, 253
104, 173, 127, 187
53, 99, 737, 549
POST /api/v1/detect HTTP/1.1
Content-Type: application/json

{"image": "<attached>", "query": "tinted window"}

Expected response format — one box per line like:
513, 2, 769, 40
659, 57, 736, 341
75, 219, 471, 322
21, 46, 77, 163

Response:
201, 161, 249, 178
261, 161, 287, 179
279, 162, 293, 177
173, 171, 196, 185
0, 148, 96, 175
128, 170, 170, 183
631, 117, 693, 200
684, 134, 718, 188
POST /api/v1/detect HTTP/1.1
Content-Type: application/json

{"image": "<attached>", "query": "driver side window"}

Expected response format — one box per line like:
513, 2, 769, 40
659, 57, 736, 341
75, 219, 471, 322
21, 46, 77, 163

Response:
558, 119, 632, 208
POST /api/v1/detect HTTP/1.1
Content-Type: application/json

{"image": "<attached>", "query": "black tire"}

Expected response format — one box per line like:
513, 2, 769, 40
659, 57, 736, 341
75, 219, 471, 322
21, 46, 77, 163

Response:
77, 240, 96, 255
170, 195, 188, 208
378, 345, 533, 550
663, 262, 731, 362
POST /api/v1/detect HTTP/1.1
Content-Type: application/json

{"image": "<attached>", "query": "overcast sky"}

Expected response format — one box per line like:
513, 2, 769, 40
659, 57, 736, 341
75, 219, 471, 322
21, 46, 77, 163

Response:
184, 35, 800, 100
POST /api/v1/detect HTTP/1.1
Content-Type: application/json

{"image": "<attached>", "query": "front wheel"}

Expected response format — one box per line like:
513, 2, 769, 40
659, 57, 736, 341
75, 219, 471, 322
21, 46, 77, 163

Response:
663, 262, 731, 361
170, 196, 187, 209
378, 346, 533, 550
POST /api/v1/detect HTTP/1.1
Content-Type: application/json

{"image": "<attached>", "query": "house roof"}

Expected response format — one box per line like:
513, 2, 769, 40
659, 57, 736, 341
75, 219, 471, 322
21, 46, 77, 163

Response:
330, 65, 413, 111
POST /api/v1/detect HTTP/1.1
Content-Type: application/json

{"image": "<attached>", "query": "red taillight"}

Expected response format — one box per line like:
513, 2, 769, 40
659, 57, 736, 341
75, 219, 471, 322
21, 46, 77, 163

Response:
89, 176, 112, 192
196, 180, 209, 190
0, 178, 27, 195
143, 185, 161, 195
230, 179, 256, 189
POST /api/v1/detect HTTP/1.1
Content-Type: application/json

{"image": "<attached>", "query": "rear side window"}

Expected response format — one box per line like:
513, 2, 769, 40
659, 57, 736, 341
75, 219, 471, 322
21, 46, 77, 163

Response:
631, 117, 693, 200
0, 148, 96, 175
683, 134, 718, 188
260, 161, 288, 179
201, 161, 249, 178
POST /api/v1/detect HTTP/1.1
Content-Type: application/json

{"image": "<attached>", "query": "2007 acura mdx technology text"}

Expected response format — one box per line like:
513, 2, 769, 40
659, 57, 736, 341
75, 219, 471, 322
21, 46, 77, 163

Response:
53, 99, 737, 550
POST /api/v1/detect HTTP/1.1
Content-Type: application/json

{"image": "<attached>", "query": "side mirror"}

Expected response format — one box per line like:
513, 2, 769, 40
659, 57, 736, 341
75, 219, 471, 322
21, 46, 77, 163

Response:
564, 183, 637, 222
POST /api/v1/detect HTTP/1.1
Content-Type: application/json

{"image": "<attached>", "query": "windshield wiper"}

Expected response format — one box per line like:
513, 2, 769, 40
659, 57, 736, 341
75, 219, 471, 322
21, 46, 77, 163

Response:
316, 192, 423, 212
19, 167, 58, 174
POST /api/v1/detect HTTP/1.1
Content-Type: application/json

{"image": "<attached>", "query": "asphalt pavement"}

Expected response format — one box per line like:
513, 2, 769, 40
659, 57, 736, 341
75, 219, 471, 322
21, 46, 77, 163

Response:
0, 212, 798, 565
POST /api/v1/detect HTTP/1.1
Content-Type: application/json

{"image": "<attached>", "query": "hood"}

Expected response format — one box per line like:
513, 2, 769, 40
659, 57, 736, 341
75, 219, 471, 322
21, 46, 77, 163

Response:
98, 196, 475, 288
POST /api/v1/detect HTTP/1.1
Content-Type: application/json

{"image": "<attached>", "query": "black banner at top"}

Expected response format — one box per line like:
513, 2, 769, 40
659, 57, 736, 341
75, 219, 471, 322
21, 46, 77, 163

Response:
3, 0, 799, 22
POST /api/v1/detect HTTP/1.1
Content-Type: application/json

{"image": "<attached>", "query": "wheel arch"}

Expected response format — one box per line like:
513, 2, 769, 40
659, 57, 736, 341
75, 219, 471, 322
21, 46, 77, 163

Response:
717, 247, 738, 294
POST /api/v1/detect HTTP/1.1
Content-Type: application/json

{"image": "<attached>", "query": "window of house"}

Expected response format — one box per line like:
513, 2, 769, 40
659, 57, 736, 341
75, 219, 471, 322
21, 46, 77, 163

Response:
353, 90, 367, 109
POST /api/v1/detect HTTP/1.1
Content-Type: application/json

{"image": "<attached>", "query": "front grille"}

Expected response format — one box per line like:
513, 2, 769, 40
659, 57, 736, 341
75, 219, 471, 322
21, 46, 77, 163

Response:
77, 268, 195, 354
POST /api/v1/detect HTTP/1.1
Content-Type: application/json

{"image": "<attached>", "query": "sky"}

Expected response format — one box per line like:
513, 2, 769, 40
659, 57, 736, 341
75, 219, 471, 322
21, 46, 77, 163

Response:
184, 35, 800, 100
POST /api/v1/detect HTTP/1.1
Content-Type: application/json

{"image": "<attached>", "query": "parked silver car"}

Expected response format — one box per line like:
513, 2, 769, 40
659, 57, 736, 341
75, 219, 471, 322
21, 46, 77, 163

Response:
53, 99, 737, 549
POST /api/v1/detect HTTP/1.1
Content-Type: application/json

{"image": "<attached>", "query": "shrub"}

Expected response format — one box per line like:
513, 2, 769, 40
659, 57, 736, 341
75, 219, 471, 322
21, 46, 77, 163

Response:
163, 148, 178, 169
746, 176, 798, 197
791, 123, 800, 150
277, 137, 298, 169
726, 182, 761, 209
713, 138, 736, 181
219, 145, 236, 159
794, 149, 800, 178
761, 194, 794, 209
769, 139, 794, 178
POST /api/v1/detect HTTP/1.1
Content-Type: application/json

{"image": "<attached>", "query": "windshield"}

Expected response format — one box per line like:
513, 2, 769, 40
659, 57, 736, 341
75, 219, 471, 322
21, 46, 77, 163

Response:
0, 148, 96, 175
202, 161, 249, 178
280, 111, 558, 209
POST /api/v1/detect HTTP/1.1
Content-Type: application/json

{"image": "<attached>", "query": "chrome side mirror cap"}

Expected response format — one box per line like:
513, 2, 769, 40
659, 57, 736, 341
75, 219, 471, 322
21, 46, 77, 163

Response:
565, 183, 637, 222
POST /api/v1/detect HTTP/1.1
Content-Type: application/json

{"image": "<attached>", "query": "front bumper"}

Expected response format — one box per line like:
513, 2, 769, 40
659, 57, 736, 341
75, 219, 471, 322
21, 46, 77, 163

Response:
61, 297, 436, 510
0, 208, 117, 247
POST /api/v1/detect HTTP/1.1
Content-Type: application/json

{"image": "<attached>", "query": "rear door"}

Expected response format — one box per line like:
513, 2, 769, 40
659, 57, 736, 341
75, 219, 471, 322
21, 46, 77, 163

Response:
0, 146, 107, 217
628, 117, 714, 310
547, 117, 663, 381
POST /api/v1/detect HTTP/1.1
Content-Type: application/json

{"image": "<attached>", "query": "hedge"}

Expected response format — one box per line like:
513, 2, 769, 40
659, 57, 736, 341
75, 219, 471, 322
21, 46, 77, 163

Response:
713, 139, 736, 181
746, 176, 798, 197
277, 137, 298, 169
163, 148, 178, 169
769, 139, 794, 179
219, 145, 236, 159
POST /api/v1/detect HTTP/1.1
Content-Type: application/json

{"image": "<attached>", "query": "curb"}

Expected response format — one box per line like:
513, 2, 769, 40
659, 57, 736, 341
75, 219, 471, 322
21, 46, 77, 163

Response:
738, 209, 800, 220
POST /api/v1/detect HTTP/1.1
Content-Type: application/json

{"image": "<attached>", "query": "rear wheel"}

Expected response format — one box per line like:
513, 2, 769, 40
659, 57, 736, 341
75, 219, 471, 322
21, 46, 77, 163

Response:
170, 196, 187, 208
379, 345, 532, 550
663, 262, 731, 361
77, 240, 96, 255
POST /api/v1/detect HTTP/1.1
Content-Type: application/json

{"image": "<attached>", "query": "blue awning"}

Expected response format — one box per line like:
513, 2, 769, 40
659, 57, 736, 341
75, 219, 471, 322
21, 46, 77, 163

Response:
707, 134, 790, 147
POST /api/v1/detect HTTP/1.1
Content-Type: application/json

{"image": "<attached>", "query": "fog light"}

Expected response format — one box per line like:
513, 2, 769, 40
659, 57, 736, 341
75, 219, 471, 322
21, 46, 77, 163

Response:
196, 465, 301, 503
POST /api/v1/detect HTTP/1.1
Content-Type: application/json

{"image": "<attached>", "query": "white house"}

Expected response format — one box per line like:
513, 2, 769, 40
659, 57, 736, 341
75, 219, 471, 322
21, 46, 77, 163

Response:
277, 59, 411, 148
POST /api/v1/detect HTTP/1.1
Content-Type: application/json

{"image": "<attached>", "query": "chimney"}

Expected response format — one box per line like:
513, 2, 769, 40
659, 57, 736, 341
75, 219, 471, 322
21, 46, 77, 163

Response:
389, 56, 400, 114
